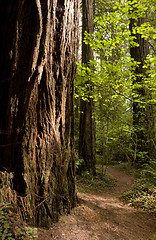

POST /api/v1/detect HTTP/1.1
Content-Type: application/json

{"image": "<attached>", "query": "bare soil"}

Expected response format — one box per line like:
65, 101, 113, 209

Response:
38, 167, 156, 240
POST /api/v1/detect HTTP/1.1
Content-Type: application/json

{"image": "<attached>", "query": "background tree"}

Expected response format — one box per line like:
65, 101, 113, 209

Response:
129, 0, 155, 165
79, 0, 96, 175
0, 0, 79, 227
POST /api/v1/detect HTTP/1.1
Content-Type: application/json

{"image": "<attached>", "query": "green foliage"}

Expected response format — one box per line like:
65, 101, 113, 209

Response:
16, 227, 38, 240
96, 95, 133, 163
76, 166, 115, 193
75, 153, 87, 175
139, 160, 156, 187
109, 161, 132, 171
121, 185, 156, 215
0, 204, 38, 240
77, 0, 156, 101
0, 204, 14, 240
0, 172, 38, 240
75, 0, 156, 166
120, 160, 156, 215
76, 0, 156, 102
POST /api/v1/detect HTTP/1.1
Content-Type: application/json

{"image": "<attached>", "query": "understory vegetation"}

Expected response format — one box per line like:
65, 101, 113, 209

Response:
120, 161, 156, 216
76, 163, 116, 193
76, 156, 156, 216
0, 172, 38, 240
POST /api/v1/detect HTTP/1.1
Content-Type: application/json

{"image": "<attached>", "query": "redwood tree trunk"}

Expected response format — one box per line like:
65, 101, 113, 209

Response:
129, 11, 155, 165
0, 0, 79, 227
79, 0, 96, 175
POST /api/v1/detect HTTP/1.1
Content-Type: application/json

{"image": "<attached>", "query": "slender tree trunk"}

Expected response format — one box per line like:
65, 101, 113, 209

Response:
79, 0, 96, 175
129, 10, 155, 165
0, 0, 79, 227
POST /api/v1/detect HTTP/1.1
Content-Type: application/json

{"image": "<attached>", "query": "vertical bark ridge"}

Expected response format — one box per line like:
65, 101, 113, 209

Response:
0, 0, 79, 227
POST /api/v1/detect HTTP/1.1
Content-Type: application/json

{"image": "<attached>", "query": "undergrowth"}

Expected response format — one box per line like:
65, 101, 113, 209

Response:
121, 185, 156, 215
0, 171, 38, 240
120, 161, 156, 216
76, 166, 115, 193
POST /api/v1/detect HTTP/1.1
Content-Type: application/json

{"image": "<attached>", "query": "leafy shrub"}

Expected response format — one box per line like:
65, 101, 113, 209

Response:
0, 204, 14, 240
121, 186, 156, 215
120, 162, 156, 216
140, 160, 156, 186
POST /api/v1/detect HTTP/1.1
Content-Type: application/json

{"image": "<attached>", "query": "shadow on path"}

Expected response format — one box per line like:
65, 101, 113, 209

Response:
38, 167, 156, 240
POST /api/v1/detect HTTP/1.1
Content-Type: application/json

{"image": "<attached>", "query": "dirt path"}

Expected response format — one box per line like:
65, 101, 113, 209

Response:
38, 167, 156, 240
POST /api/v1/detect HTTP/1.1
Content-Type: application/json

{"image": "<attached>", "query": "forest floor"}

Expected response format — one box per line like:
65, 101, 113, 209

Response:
37, 167, 156, 240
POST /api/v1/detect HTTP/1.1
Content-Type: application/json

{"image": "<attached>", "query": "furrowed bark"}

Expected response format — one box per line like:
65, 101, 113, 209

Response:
0, 0, 79, 227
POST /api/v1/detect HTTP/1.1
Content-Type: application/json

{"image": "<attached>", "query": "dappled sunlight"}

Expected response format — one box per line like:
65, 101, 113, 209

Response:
78, 192, 134, 211
47, 167, 156, 240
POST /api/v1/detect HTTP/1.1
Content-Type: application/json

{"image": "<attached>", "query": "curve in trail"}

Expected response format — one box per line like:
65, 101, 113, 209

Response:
38, 167, 156, 240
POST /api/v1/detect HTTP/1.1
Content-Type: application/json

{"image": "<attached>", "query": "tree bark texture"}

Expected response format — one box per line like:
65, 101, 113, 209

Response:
0, 0, 79, 227
79, 0, 96, 175
129, 14, 155, 165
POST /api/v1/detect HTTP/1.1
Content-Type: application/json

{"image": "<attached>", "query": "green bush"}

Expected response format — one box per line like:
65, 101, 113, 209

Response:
120, 162, 156, 216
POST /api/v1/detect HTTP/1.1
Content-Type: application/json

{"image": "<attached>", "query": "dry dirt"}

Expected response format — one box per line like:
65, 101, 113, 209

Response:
38, 167, 156, 240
